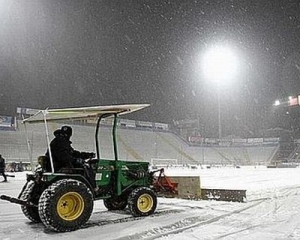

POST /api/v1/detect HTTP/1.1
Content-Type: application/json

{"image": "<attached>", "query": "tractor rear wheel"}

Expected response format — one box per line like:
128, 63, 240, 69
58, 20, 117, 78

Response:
20, 181, 41, 223
103, 195, 127, 210
38, 179, 93, 232
128, 187, 157, 217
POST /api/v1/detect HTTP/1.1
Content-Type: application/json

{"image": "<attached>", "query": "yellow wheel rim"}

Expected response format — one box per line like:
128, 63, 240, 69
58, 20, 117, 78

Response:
137, 193, 153, 213
57, 192, 84, 221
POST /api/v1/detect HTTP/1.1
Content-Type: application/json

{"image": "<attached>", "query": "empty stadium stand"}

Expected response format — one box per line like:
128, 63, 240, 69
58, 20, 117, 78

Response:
0, 120, 280, 168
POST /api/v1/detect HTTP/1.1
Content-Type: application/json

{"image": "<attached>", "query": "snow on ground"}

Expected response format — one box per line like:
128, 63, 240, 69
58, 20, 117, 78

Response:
1, 166, 300, 240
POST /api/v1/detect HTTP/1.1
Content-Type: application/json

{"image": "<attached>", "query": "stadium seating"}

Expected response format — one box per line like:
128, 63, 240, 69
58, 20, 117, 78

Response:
0, 120, 278, 167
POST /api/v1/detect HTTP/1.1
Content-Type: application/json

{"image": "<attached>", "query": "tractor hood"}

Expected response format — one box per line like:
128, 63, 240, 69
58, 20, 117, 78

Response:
22, 104, 150, 124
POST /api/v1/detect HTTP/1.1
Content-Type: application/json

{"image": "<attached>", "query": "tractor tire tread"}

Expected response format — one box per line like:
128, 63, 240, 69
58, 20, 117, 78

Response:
20, 181, 41, 223
38, 179, 93, 232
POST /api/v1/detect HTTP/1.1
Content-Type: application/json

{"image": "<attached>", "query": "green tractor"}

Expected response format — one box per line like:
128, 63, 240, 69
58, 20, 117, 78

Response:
0, 104, 160, 232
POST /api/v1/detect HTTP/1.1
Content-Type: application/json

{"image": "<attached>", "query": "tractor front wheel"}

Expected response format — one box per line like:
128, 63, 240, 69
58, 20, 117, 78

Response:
38, 179, 93, 232
128, 187, 157, 217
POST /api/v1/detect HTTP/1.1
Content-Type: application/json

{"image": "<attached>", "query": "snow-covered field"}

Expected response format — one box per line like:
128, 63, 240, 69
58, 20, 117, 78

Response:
1, 166, 300, 240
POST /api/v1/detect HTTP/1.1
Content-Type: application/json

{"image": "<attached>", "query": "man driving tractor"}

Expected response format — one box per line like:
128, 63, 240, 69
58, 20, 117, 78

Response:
45, 126, 97, 188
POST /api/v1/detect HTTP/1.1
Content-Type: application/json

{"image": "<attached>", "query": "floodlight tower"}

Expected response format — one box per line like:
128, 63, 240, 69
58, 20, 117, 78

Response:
202, 45, 238, 139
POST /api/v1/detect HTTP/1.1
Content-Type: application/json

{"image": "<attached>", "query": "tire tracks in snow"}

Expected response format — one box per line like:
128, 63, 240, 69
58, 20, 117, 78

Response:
114, 198, 269, 240
84, 209, 183, 228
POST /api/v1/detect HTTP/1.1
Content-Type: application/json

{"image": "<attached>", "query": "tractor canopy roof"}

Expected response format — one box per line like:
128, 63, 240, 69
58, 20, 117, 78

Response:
22, 104, 150, 124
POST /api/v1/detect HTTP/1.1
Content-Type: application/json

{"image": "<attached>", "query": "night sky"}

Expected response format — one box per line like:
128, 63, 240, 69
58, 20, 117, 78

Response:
1, 0, 300, 138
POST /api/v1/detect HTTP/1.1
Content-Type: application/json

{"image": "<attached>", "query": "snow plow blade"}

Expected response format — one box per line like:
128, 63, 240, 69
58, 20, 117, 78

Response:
152, 169, 246, 202
0, 195, 37, 207
152, 169, 202, 199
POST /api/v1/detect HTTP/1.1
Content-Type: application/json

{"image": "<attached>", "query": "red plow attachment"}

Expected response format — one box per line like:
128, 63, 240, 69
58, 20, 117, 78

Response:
152, 168, 178, 196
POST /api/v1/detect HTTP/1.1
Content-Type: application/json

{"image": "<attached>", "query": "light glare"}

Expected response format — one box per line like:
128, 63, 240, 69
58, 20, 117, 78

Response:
202, 46, 238, 84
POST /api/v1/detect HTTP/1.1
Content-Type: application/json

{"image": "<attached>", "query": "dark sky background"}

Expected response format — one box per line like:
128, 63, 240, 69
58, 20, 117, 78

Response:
1, 0, 300, 138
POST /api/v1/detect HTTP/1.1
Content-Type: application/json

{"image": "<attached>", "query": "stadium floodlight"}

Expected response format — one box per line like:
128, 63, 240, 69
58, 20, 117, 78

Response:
201, 45, 238, 139
202, 45, 238, 84
274, 100, 280, 106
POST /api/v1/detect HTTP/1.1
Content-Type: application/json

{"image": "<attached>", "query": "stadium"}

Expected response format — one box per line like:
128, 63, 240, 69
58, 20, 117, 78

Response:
1, 105, 298, 171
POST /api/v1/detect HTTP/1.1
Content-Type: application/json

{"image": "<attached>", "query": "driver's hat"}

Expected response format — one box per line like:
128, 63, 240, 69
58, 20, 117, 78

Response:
61, 126, 72, 137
